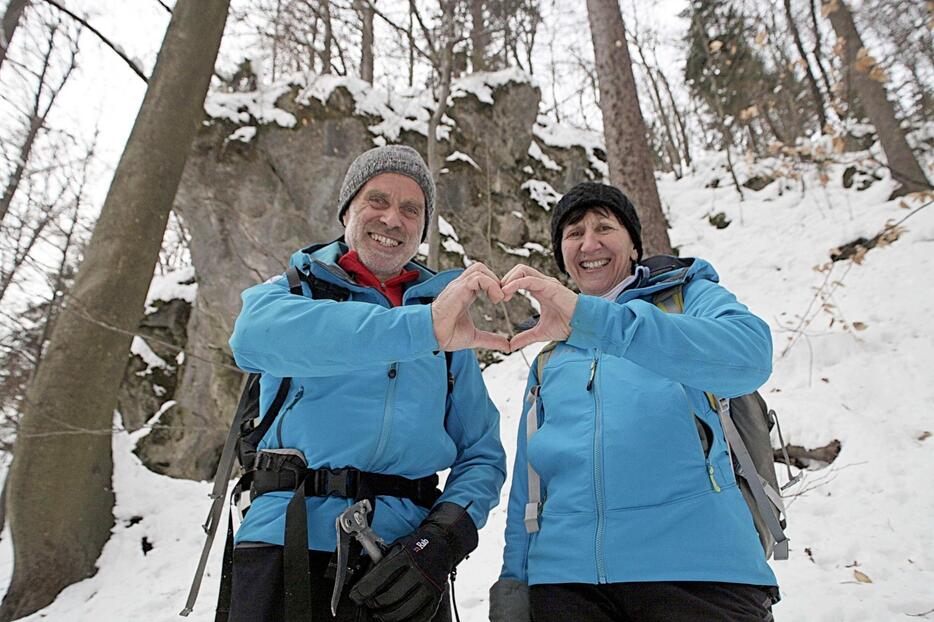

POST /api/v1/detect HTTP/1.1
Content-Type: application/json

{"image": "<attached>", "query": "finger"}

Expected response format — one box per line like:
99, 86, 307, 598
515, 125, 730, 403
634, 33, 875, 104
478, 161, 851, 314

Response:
502, 275, 550, 299
466, 273, 505, 304
509, 327, 546, 352
461, 261, 500, 284
500, 263, 539, 287
473, 330, 510, 352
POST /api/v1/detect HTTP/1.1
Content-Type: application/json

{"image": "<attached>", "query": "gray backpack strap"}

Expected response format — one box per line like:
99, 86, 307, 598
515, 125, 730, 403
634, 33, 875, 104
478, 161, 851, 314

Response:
524, 386, 542, 534
523, 342, 559, 534
180, 374, 253, 616
715, 397, 790, 560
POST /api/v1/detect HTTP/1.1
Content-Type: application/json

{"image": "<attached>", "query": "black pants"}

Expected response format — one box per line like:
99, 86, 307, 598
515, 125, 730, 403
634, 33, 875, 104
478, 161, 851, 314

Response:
227, 544, 452, 622
530, 581, 775, 622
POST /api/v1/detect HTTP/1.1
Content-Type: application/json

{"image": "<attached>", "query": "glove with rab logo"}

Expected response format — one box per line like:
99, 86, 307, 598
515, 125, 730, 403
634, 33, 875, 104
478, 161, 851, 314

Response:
349, 502, 478, 622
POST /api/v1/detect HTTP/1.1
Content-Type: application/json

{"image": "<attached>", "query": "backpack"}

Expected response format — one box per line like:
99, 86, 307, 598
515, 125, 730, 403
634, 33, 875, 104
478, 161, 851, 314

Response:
180, 264, 453, 617
522, 257, 795, 561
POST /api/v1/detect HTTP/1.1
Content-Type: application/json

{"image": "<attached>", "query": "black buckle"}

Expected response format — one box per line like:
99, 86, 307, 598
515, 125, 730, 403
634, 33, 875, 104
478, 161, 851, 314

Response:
314, 468, 358, 497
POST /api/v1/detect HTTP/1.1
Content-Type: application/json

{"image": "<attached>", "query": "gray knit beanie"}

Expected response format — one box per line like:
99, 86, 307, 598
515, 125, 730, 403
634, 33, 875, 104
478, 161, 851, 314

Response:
337, 145, 436, 240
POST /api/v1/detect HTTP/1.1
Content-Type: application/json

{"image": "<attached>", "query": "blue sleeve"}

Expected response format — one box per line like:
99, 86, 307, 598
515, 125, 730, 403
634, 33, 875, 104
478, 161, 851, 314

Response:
228, 274, 440, 377
566, 278, 772, 397
499, 371, 536, 582
438, 350, 507, 531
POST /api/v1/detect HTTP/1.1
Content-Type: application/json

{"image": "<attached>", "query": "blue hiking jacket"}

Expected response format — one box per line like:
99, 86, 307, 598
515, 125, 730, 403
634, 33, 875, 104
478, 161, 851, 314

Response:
500, 258, 778, 588
228, 241, 506, 550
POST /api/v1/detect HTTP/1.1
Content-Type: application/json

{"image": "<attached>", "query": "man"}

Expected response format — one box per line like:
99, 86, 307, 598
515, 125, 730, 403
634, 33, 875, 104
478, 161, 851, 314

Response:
227, 145, 508, 622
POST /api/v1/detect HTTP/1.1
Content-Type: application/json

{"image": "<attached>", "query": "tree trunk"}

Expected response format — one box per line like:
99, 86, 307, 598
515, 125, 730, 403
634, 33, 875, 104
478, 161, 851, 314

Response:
426, 0, 455, 271
824, 0, 930, 196
357, 0, 374, 83
585, 0, 672, 256
321, 0, 333, 74
0, 1, 229, 619
784, 0, 828, 130
469, 0, 488, 72
0, 0, 28, 71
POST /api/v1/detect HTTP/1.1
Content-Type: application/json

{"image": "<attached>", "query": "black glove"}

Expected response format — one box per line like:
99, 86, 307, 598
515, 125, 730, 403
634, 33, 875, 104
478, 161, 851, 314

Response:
349, 502, 478, 622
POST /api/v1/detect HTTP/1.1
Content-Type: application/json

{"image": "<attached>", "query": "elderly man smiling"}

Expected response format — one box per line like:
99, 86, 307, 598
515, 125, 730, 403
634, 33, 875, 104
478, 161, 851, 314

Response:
226, 145, 508, 622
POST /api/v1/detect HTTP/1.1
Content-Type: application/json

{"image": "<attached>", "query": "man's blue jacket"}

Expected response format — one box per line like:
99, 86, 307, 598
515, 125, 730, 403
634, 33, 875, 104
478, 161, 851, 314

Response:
501, 258, 778, 588
228, 241, 506, 550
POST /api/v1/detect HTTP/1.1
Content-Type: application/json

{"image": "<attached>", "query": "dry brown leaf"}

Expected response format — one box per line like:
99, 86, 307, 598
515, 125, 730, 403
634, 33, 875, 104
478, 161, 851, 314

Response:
852, 321, 867, 331
853, 569, 872, 583
709, 40, 723, 53
869, 66, 888, 83
918, 431, 932, 441
755, 31, 767, 45
833, 136, 846, 154
819, 172, 830, 186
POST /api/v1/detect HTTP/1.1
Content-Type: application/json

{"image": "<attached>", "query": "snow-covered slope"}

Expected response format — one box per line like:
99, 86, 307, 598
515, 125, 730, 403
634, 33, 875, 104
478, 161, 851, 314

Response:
2, 158, 932, 621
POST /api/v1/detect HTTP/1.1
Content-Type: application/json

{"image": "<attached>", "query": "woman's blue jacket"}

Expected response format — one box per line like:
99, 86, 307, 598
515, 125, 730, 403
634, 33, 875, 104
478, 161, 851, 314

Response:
228, 241, 506, 550
500, 258, 778, 588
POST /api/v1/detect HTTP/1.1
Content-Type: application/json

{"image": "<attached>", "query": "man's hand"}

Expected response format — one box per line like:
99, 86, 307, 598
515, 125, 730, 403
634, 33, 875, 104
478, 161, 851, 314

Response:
431, 263, 509, 352
349, 503, 477, 622
501, 264, 578, 351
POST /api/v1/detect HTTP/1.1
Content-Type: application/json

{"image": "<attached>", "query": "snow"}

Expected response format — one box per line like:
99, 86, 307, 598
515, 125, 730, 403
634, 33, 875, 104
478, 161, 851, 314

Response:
527, 140, 562, 171
446, 151, 481, 171
202, 70, 534, 147
2, 158, 934, 620
131, 337, 168, 375
225, 126, 257, 143
520, 179, 561, 211
145, 267, 197, 314
448, 68, 535, 105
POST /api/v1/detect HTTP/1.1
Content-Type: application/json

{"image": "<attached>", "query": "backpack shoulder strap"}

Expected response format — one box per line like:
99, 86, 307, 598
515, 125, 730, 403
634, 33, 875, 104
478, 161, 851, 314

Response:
523, 341, 559, 534
533, 341, 560, 384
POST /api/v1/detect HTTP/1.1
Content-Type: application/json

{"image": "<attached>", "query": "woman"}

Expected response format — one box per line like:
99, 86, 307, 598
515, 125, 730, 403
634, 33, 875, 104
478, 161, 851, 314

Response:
490, 182, 779, 621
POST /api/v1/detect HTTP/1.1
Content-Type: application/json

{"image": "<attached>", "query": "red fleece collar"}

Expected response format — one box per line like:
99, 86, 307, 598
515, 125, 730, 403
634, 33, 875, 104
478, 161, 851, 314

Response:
338, 250, 419, 307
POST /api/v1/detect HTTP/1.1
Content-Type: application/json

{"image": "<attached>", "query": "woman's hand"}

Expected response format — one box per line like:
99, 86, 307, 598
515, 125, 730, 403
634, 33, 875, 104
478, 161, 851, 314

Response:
432, 262, 510, 352
501, 264, 578, 351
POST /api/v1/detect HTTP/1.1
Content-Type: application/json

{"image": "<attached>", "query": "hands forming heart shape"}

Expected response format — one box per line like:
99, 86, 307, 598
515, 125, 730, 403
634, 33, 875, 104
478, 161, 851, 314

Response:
430, 262, 579, 353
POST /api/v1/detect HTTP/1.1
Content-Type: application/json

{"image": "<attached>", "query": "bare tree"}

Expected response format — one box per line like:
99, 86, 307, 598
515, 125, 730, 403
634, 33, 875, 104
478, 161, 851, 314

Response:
823, 0, 930, 196
356, 0, 375, 82
0, 0, 28, 71
586, 0, 672, 256
0, 16, 76, 224
784, 0, 829, 130
0, 0, 230, 618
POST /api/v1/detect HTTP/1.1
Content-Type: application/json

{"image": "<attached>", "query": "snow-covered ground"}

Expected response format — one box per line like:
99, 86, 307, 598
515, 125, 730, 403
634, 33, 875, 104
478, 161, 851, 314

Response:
1, 158, 932, 620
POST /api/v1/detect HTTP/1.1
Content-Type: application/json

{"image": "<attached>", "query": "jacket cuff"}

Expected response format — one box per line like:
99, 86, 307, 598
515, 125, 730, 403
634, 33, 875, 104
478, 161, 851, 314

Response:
422, 502, 478, 564
489, 578, 530, 622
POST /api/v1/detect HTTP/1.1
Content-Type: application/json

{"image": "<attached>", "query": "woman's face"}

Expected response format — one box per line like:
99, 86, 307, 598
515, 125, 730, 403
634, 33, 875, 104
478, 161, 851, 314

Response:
560, 207, 638, 296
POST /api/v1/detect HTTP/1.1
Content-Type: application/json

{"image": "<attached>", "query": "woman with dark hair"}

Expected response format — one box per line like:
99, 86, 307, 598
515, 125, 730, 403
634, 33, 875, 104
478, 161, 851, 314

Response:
490, 182, 779, 621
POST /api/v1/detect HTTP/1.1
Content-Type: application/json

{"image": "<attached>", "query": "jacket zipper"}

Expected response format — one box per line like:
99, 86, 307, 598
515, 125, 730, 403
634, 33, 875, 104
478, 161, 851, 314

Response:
275, 385, 305, 448
370, 363, 398, 465
589, 352, 607, 583
707, 461, 721, 492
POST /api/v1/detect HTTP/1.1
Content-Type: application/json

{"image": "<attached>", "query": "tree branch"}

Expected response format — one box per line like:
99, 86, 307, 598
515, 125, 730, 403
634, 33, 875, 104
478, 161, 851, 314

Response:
40, 0, 148, 82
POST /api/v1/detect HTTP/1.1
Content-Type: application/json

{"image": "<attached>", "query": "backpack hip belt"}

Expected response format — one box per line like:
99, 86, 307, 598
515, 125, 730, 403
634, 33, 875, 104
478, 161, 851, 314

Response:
249, 449, 442, 507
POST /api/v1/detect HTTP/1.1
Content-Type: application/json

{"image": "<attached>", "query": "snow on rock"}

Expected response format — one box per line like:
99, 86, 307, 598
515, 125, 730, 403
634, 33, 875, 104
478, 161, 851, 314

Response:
225, 126, 256, 143
204, 83, 297, 127
448, 67, 535, 105
131, 337, 168, 375
145, 267, 196, 315
527, 140, 561, 171
521, 179, 561, 211
446, 151, 481, 170
533, 117, 608, 179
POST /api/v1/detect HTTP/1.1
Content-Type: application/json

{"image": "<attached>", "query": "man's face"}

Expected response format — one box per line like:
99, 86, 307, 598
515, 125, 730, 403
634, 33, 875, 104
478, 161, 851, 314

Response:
561, 206, 638, 296
343, 173, 426, 281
